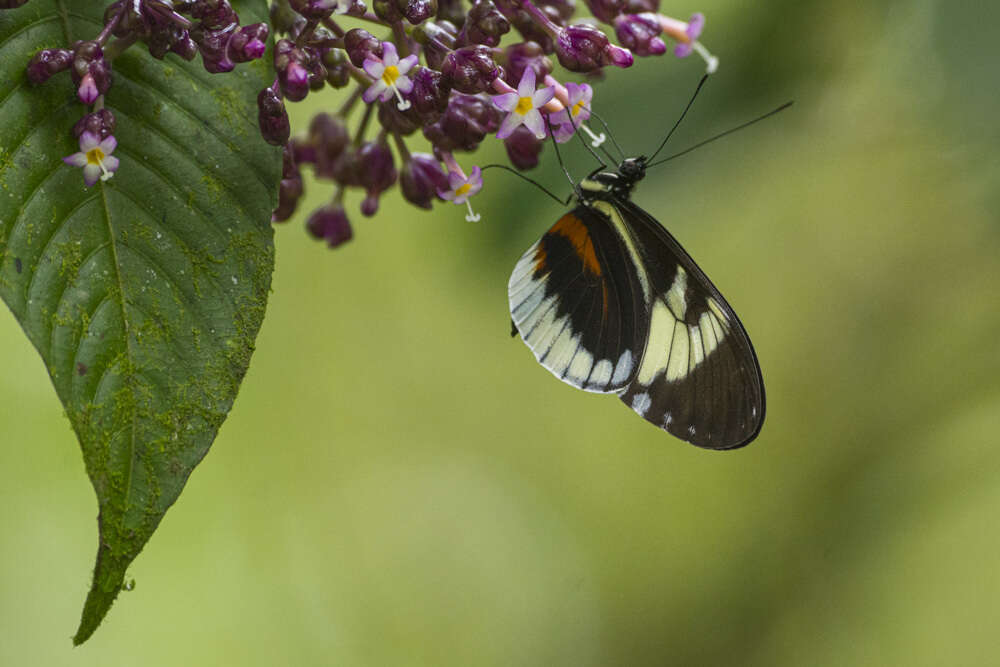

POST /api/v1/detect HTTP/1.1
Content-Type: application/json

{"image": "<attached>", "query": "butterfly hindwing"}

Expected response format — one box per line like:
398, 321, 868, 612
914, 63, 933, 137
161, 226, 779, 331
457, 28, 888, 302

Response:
609, 197, 765, 449
509, 206, 648, 393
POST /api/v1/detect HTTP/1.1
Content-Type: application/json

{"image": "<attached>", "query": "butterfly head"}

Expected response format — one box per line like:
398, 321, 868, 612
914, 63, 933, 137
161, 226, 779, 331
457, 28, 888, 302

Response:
617, 156, 647, 186
579, 157, 648, 201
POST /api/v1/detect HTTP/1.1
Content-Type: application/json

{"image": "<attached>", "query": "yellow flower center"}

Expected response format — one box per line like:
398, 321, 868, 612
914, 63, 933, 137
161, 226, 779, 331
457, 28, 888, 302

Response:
456, 183, 472, 196
571, 100, 585, 117
381, 65, 399, 86
515, 96, 533, 115
86, 147, 106, 166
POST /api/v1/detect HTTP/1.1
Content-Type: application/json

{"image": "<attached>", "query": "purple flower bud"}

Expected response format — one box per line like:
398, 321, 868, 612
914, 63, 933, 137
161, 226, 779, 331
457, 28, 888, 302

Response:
289, 0, 338, 19
442, 45, 504, 94
423, 92, 501, 152
292, 136, 316, 166
503, 41, 552, 87
275, 41, 325, 101
26, 48, 72, 84
583, 0, 622, 23
356, 141, 398, 216
307, 204, 353, 248
70, 41, 112, 102
613, 12, 665, 56
73, 109, 116, 141
332, 149, 361, 186
274, 145, 304, 223
344, 0, 368, 16
394, 0, 438, 24
494, 0, 556, 52
344, 28, 383, 67
308, 113, 350, 178
407, 67, 451, 121
458, 0, 511, 47
537, 0, 575, 22
378, 100, 422, 136
190, 1, 239, 29
555, 23, 633, 71
258, 85, 291, 146
413, 20, 457, 70
436, 0, 467, 25
400, 153, 449, 208
621, 0, 658, 13
504, 125, 543, 170
321, 48, 351, 88
230, 23, 270, 63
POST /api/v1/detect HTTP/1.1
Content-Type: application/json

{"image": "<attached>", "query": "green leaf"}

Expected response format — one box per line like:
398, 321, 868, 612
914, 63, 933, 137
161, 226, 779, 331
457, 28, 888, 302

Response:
0, 1, 279, 644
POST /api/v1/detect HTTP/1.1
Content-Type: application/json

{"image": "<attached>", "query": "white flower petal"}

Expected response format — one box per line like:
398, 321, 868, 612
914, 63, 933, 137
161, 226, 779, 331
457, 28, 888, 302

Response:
63, 152, 88, 167
522, 109, 546, 139
492, 92, 519, 112
82, 164, 102, 187
517, 68, 536, 97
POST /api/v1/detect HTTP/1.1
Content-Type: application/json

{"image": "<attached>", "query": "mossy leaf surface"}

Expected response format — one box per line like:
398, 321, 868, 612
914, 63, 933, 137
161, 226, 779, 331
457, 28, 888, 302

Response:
0, 1, 278, 644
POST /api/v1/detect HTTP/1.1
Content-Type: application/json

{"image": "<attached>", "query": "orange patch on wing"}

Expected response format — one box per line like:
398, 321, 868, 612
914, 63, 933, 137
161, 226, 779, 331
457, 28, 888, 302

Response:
550, 213, 602, 277
533, 242, 548, 273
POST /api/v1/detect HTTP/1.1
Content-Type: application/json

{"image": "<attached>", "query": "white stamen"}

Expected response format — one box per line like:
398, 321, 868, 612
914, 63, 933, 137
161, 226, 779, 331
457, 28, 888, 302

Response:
581, 124, 606, 147
465, 201, 480, 222
692, 42, 719, 74
392, 85, 411, 111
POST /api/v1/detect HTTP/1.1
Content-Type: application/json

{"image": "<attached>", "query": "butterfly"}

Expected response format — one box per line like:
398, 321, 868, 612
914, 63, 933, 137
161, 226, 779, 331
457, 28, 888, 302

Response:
505, 91, 783, 449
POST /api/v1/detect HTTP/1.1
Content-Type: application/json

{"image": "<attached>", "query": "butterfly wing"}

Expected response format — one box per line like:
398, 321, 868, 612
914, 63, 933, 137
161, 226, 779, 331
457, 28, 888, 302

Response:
608, 197, 765, 449
509, 206, 649, 393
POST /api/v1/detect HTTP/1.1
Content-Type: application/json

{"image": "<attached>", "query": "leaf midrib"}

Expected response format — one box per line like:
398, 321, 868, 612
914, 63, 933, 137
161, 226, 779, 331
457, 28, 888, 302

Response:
97, 183, 139, 526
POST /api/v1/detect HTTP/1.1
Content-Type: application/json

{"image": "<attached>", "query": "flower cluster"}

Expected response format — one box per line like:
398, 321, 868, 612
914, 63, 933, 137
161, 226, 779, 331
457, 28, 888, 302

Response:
15, 0, 270, 186
6, 0, 718, 245
264, 0, 718, 248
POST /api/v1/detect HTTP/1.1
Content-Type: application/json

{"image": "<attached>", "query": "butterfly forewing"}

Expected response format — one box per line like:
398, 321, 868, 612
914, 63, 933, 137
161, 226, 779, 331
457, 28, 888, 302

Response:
509, 207, 648, 393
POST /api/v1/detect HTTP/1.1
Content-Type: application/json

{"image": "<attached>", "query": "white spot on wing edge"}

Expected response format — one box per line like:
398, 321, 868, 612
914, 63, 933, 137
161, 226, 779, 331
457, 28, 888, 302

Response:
631, 392, 652, 416
587, 359, 614, 388
544, 327, 578, 376
611, 349, 634, 385
565, 346, 594, 386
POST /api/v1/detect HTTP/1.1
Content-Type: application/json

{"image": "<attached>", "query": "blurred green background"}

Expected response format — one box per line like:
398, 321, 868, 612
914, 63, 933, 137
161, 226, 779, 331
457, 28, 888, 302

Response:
3, 0, 1000, 664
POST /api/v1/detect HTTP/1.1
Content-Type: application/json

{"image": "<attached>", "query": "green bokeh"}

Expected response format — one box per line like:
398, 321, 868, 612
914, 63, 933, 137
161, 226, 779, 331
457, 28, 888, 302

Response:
2, 0, 999, 664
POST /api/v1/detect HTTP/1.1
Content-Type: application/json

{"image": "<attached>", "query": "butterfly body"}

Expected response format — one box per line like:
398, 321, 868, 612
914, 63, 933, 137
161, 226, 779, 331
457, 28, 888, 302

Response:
508, 157, 765, 449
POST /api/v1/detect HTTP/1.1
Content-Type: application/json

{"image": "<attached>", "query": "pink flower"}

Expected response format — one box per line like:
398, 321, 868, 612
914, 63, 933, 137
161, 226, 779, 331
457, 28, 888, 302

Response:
62, 131, 119, 187
660, 13, 718, 73
438, 166, 484, 222
362, 42, 419, 110
492, 68, 555, 140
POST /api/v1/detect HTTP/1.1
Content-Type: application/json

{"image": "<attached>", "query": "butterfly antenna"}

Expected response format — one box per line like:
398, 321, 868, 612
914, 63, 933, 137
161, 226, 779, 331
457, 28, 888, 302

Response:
552, 110, 611, 171
647, 101, 794, 168
543, 114, 584, 190
481, 164, 566, 205
647, 73, 710, 164
587, 109, 625, 161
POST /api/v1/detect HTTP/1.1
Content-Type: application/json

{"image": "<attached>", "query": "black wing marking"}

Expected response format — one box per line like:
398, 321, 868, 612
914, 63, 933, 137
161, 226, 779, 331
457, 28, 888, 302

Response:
509, 206, 648, 393
610, 198, 765, 449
